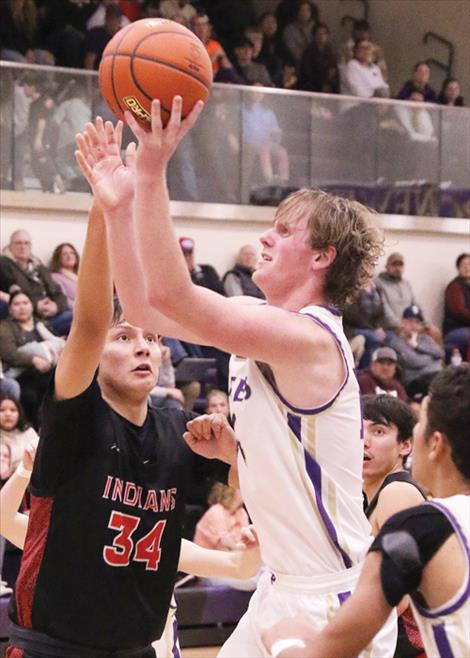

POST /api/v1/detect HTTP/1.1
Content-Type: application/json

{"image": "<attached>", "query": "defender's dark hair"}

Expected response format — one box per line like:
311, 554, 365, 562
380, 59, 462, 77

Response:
362, 395, 417, 442
456, 253, 470, 269
425, 365, 470, 480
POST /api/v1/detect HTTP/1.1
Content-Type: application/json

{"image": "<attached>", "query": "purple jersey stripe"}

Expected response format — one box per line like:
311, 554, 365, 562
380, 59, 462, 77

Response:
261, 312, 351, 416
338, 590, 351, 605
287, 412, 353, 569
414, 500, 470, 619
171, 615, 180, 658
432, 623, 455, 658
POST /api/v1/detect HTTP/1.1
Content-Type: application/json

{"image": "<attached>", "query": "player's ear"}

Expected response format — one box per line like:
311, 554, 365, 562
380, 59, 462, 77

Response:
311, 245, 336, 271
427, 431, 449, 463
398, 438, 413, 458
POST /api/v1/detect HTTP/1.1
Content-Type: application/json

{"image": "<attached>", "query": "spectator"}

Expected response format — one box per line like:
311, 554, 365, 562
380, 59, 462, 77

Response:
297, 22, 339, 94
223, 244, 264, 299
397, 62, 436, 102
357, 347, 407, 400
0, 291, 64, 427
50, 243, 80, 309
257, 12, 292, 88
0, 395, 38, 472
86, 0, 129, 30
194, 482, 249, 550
179, 236, 225, 295
141, 0, 162, 19
443, 253, 470, 359
149, 342, 187, 411
0, 364, 21, 400
242, 92, 289, 185
340, 38, 389, 98
375, 252, 439, 340
206, 389, 230, 418
161, 337, 201, 412
338, 19, 387, 81
54, 81, 92, 191
28, 83, 65, 194
232, 37, 273, 87
437, 77, 465, 107
389, 305, 444, 401
39, 0, 86, 68
244, 25, 264, 62
83, 4, 123, 70
190, 13, 233, 80
394, 87, 437, 143
0, 230, 72, 335
343, 280, 389, 368
282, 0, 316, 69
160, 0, 196, 27
0, 0, 54, 65
205, 0, 256, 57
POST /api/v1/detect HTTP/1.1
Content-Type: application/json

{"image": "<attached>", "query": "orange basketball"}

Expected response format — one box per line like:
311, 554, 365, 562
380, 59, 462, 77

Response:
99, 18, 212, 129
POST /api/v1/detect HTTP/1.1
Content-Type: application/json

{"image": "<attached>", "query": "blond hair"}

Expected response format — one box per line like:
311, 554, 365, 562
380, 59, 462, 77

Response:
275, 189, 383, 308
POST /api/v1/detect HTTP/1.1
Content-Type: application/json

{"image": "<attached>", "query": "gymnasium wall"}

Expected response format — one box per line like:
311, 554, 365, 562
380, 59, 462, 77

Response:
256, 0, 470, 102
2, 190, 468, 329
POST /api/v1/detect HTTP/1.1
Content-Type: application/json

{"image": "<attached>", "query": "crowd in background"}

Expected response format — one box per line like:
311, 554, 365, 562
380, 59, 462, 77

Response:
0, 0, 465, 104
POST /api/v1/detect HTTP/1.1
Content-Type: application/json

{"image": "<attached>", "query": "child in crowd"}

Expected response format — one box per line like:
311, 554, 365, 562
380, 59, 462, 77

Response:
0, 395, 39, 472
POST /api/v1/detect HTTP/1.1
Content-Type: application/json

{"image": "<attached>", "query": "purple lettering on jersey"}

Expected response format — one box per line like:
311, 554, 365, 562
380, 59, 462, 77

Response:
232, 377, 252, 402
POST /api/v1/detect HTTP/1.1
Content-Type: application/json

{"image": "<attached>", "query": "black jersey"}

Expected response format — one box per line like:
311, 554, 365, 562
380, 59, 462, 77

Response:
9, 377, 196, 650
364, 471, 426, 519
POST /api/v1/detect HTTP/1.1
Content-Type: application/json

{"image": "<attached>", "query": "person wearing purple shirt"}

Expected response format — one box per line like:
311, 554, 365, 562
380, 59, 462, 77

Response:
397, 62, 437, 102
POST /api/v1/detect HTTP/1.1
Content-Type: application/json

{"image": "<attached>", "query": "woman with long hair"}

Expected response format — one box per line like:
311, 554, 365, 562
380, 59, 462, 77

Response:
50, 243, 80, 308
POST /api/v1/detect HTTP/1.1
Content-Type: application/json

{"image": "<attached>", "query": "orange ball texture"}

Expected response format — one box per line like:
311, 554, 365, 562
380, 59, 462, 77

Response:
99, 18, 212, 129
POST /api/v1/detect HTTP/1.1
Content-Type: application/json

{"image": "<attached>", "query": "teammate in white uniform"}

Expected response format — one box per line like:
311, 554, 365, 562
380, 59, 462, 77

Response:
81, 98, 396, 656
263, 364, 470, 658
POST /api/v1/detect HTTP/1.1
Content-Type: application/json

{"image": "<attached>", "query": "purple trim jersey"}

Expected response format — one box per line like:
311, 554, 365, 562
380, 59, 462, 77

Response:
411, 496, 470, 658
229, 305, 371, 576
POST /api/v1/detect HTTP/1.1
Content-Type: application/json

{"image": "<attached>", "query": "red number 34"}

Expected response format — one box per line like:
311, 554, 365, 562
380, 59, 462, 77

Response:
103, 511, 166, 571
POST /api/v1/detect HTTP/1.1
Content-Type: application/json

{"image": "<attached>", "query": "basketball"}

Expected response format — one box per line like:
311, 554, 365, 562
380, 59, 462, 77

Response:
98, 18, 212, 129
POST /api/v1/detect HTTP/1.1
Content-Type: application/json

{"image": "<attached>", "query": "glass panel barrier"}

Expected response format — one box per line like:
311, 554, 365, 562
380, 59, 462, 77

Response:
1, 62, 469, 217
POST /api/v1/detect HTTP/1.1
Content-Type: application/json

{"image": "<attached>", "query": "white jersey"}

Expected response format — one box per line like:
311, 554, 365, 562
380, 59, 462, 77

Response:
229, 304, 371, 576
411, 495, 470, 658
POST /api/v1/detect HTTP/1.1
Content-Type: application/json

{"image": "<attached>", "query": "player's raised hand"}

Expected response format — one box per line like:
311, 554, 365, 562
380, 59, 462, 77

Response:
183, 413, 237, 466
124, 96, 204, 172
231, 525, 262, 579
75, 117, 136, 211
22, 441, 38, 472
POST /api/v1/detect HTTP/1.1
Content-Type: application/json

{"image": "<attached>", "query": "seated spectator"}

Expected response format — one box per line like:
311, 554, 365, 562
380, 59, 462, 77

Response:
375, 252, 441, 342
205, 0, 257, 57
50, 243, 80, 308
141, 0, 162, 18
0, 292, 64, 426
179, 236, 225, 295
344, 280, 389, 368
190, 13, 234, 81
0, 0, 54, 65
223, 245, 265, 299
0, 363, 21, 400
389, 305, 444, 401
206, 389, 230, 418
437, 77, 465, 107
232, 37, 273, 87
443, 252, 470, 359
257, 11, 292, 88
244, 25, 264, 62
242, 92, 290, 185
83, 4, 123, 70
397, 61, 436, 102
160, 0, 196, 27
357, 347, 407, 400
282, 0, 316, 69
338, 19, 387, 81
1, 230, 72, 335
86, 0, 129, 31
0, 395, 38, 472
194, 483, 249, 550
150, 342, 186, 410
340, 38, 389, 98
394, 87, 437, 142
161, 337, 201, 412
297, 22, 339, 93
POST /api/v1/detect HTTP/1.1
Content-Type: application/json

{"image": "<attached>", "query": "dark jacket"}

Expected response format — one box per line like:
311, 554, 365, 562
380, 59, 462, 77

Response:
223, 264, 265, 299
0, 256, 68, 313
443, 276, 470, 333
357, 368, 408, 401
190, 264, 225, 297
0, 318, 38, 368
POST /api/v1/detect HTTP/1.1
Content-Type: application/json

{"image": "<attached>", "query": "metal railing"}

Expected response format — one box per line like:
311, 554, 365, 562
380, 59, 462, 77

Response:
1, 61, 469, 217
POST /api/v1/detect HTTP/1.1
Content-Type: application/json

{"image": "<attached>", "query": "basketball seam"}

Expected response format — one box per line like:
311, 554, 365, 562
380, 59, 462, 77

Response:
129, 55, 172, 117
109, 25, 135, 118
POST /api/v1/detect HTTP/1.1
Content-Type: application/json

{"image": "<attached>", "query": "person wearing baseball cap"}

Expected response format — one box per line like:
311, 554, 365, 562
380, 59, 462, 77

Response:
357, 346, 407, 400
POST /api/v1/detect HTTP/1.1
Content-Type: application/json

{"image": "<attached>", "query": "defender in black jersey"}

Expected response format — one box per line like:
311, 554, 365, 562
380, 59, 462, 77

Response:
6, 198, 216, 658
262, 365, 470, 658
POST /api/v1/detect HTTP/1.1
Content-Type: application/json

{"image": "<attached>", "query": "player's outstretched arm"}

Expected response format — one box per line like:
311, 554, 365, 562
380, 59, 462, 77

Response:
0, 445, 37, 550
179, 527, 261, 580
262, 552, 392, 658
75, 117, 208, 345
54, 200, 113, 400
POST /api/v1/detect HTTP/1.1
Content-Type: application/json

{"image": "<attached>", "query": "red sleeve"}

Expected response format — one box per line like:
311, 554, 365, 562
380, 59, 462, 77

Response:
357, 371, 377, 395
446, 280, 470, 324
